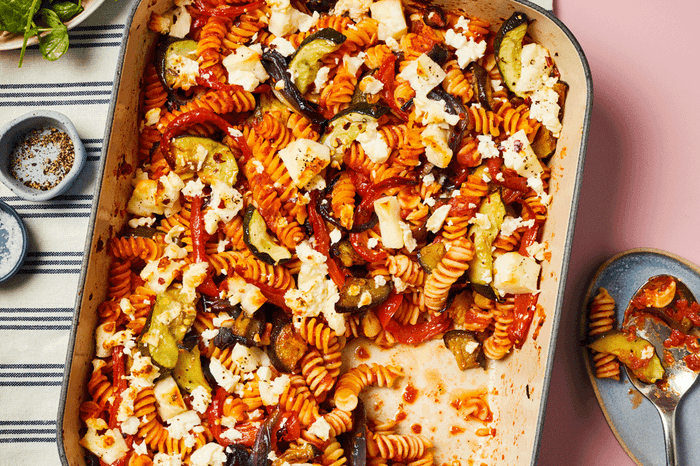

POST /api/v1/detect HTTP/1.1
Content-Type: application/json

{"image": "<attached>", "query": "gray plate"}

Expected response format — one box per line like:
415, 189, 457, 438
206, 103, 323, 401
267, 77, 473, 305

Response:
581, 248, 700, 466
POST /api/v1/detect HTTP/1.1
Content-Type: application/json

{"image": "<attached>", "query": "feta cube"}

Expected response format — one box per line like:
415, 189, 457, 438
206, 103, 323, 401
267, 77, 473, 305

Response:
374, 196, 404, 249
278, 139, 331, 189
492, 252, 541, 295
370, 0, 407, 40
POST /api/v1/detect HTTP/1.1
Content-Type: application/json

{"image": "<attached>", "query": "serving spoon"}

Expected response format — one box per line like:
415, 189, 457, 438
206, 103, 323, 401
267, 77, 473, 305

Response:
622, 276, 700, 466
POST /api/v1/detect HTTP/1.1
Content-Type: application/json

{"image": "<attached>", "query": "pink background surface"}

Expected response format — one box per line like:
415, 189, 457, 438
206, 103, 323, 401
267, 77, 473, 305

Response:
538, 0, 700, 465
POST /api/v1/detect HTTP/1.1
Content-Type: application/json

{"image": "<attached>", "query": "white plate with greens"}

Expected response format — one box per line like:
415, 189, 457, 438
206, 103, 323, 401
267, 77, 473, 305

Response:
0, 0, 105, 52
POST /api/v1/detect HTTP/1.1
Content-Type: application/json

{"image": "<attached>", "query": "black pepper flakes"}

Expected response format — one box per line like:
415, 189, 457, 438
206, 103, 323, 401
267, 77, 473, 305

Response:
9, 126, 75, 191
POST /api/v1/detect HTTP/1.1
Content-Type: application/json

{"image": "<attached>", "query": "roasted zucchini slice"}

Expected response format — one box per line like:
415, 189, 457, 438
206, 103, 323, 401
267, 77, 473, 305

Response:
417, 242, 447, 274
156, 38, 199, 91
242, 206, 292, 265
494, 12, 529, 97
467, 190, 506, 294
467, 62, 494, 111
289, 28, 347, 94
588, 330, 665, 384
321, 103, 390, 167
169, 135, 239, 185
172, 345, 211, 394
267, 312, 307, 373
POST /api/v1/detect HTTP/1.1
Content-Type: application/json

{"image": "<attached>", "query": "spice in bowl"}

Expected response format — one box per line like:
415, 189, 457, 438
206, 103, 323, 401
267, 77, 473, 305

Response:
9, 126, 75, 191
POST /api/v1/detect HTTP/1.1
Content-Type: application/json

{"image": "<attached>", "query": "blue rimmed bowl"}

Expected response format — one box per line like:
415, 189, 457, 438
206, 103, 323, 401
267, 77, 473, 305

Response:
0, 199, 28, 283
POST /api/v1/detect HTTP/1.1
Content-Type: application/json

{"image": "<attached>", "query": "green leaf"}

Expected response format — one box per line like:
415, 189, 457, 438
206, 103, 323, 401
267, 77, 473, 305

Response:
38, 8, 69, 61
0, 0, 42, 33
50, 1, 82, 21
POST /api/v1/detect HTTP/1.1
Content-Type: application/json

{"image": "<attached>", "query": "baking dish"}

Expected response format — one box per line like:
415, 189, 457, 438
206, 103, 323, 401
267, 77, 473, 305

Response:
57, 0, 592, 464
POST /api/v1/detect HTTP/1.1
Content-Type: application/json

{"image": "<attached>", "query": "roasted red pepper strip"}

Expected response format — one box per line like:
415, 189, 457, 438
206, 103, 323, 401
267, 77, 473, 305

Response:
108, 346, 126, 429
349, 231, 387, 262
246, 279, 291, 311
356, 177, 415, 224
376, 54, 409, 121
208, 386, 260, 445
190, 196, 219, 297
275, 412, 301, 442
349, 171, 372, 199
161, 108, 252, 167
518, 223, 539, 257
508, 293, 538, 349
194, 0, 264, 18
309, 191, 346, 288
376, 294, 451, 344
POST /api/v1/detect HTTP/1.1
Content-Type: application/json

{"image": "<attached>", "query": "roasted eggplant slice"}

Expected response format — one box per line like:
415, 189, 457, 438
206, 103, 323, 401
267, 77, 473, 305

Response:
494, 12, 529, 97
417, 241, 446, 274
267, 313, 307, 373
261, 49, 326, 126
467, 62, 494, 111
289, 28, 346, 94
169, 135, 239, 185
426, 43, 449, 67
423, 6, 446, 29
332, 240, 367, 268
336, 277, 392, 313
243, 206, 292, 266
341, 399, 367, 466
225, 445, 252, 466
155, 37, 199, 91
251, 410, 280, 466
305, 0, 336, 13
321, 103, 390, 167
530, 126, 557, 159
443, 330, 482, 370
271, 443, 320, 466
467, 190, 505, 293
173, 345, 211, 394
124, 226, 159, 238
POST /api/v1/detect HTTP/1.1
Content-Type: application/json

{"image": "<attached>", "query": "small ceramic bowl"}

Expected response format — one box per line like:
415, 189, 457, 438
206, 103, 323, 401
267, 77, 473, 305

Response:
0, 110, 86, 201
0, 199, 28, 283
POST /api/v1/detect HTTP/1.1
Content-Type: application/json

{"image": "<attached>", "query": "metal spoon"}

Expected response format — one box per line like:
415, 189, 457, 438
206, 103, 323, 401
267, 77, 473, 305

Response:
622, 276, 700, 466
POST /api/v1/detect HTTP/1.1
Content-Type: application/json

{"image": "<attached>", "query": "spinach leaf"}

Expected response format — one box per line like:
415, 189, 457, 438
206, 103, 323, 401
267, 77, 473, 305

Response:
0, 0, 41, 34
51, 1, 83, 21
38, 8, 69, 61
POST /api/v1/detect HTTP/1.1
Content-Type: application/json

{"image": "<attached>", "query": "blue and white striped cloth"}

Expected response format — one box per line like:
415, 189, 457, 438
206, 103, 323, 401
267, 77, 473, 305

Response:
0, 1, 554, 464
0, 1, 130, 464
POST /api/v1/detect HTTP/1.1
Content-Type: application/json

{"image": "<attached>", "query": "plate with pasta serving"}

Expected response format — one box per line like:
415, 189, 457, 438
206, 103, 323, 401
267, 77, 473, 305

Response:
56, 0, 592, 465
582, 248, 700, 466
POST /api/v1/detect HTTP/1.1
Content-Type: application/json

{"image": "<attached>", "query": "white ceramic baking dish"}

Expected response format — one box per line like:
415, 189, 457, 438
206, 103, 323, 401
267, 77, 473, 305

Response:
57, 1, 592, 464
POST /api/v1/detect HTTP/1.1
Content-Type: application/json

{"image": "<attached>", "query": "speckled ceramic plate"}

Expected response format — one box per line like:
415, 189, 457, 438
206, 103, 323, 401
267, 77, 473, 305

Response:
581, 248, 700, 466
0, 0, 105, 51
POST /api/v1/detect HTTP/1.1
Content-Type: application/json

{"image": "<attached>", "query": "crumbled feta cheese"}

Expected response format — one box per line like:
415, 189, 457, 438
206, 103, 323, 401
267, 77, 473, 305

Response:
284, 241, 344, 334
640, 344, 654, 360
374, 275, 387, 286
343, 54, 365, 75
329, 228, 342, 244
231, 343, 268, 373
153, 453, 183, 466
225, 276, 267, 316
267, 0, 314, 37
80, 418, 129, 465
332, 0, 373, 21
358, 290, 373, 308
127, 352, 160, 388
203, 182, 243, 234
145, 108, 161, 127
190, 442, 226, 466
308, 416, 333, 441
500, 130, 544, 179
128, 215, 156, 229
398, 53, 446, 96
128, 171, 184, 218
166, 411, 202, 440
357, 121, 390, 164
359, 75, 384, 95
530, 86, 562, 136
209, 358, 241, 392
499, 216, 535, 237
374, 196, 403, 249
477, 135, 499, 159
258, 373, 291, 406
444, 29, 486, 68
314, 66, 331, 91
121, 416, 140, 436
169, 6, 191, 39
367, 237, 379, 249
426, 204, 451, 233
278, 139, 331, 189
371, 0, 407, 40
469, 212, 491, 230
514, 43, 555, 95
399, 221, 417, 252
191, 386, 212, 414
154, 377, 188, 421
181, 262, 210, 301
222, 46, 269, 92
270, 36, 296, 57
421, 123, 453, 168
201, 328, 219, 344
492, 252, 541, 296
413, 94, 460, 126
526, 241, 547, 261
